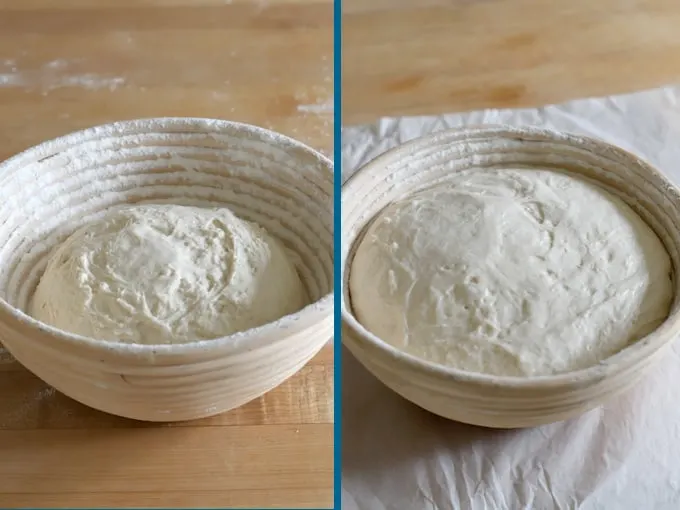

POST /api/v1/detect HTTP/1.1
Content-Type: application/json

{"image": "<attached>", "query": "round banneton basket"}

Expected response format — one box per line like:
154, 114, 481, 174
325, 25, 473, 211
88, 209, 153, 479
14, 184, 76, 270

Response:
342, 125, 680, 429
0, 118, 333, 422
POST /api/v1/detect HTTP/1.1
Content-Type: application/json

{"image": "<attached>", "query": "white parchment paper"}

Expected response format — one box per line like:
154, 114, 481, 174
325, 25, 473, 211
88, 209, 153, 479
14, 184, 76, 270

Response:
341, 86, 680, 510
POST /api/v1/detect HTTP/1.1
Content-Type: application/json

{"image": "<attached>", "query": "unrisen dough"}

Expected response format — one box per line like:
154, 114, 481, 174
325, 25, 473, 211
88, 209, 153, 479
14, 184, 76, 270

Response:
350, 169, 673, 377
31, 205, 307, 345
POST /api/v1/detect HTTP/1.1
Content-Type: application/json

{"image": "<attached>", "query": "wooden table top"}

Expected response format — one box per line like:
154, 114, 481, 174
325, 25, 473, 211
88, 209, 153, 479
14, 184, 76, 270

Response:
344, 0, 680, 125
0, 1, 333, 508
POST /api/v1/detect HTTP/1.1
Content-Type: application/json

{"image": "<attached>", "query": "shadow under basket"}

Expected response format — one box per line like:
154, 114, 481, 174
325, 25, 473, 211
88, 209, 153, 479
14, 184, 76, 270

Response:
0, 117, 333, 422
341, 125, 680, 428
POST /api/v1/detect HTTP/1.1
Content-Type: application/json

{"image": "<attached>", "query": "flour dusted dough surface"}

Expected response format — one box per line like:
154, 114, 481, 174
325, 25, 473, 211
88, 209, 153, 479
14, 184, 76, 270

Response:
31, 205, 307, 345
350, 169, 673, 376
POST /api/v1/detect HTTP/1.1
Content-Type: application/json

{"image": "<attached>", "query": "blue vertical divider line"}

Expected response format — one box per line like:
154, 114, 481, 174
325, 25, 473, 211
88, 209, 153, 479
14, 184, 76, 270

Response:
333, 0, 342, 508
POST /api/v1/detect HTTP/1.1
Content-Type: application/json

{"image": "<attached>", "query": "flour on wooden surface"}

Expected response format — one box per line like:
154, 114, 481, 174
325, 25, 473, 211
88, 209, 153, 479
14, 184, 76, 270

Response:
298, 99, 333, 114
0, 58, 126, 92
0, 385, 57, 429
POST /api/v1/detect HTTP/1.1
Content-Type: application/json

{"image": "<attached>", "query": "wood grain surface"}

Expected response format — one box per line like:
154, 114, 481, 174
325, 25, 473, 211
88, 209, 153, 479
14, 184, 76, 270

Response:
343, 0, 680, 125
0, 0, 333, 508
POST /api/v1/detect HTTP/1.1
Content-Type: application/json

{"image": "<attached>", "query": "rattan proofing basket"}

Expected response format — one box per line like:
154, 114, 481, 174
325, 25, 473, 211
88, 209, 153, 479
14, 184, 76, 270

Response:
342, 125, 680, 428
0, 117, 333, 422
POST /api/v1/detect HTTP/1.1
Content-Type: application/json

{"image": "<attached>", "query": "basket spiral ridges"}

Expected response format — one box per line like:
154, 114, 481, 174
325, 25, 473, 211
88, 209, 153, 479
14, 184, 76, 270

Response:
342, 125, 680, 428
0, 117, 333, 422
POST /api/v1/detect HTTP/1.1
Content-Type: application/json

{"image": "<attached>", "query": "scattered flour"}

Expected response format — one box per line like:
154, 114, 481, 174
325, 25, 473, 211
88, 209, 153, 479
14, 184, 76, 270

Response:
295, 76, 333, 116
0, 58, 126, 92
298, 99, 334, 114
0, 345, 59, 429
0, 385, 56, 429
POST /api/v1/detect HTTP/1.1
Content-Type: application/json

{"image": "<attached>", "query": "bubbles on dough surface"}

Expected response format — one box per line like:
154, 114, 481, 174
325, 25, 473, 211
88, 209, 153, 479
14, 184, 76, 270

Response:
350, 169, 673, 376
30, 204, 307, 345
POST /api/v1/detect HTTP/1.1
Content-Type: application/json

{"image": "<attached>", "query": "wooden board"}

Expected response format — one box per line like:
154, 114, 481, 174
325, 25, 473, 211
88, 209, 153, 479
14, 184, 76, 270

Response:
0, 1, 333, 508
344, 0, 680, 124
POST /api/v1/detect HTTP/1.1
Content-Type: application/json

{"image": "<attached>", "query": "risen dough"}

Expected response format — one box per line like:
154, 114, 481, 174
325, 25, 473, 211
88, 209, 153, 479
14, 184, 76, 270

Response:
31, 205, 306, 345
350, 169, 673, 377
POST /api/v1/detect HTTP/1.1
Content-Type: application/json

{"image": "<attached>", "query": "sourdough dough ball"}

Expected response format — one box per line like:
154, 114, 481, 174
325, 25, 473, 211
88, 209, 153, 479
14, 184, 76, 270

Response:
30, 205, 307, 345
350, 169, 673, 377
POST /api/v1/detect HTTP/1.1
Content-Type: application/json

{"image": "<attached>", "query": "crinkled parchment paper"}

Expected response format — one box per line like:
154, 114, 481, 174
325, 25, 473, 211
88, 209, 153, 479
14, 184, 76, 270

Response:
342, 86, 680, 510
